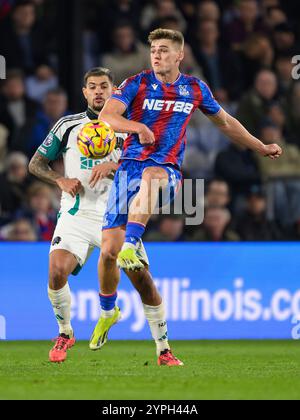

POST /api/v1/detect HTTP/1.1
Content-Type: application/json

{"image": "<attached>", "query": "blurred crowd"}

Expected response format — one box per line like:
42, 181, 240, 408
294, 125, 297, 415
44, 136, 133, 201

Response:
0, 0, 300, 242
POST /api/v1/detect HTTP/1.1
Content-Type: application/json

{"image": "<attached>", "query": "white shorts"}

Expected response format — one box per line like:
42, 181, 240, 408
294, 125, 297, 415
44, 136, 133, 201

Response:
50, 212, 149, 275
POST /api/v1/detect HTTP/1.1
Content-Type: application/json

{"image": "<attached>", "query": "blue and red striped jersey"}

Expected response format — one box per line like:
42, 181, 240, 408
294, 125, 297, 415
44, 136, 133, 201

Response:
111, 70, 221, 169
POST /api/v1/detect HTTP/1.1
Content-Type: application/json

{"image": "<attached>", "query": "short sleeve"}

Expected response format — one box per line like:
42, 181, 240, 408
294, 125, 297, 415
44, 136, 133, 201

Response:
111, 75, 141, 109
37, 118, 66, 160
198, 80, 221, 115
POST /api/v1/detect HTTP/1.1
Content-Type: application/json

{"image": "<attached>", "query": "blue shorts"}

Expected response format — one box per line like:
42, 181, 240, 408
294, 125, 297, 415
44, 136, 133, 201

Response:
102, 159, 182, 230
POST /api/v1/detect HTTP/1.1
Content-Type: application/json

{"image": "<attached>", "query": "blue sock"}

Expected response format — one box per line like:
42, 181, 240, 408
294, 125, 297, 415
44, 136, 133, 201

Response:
125, 222, 146, 246
99, 292, 117, 312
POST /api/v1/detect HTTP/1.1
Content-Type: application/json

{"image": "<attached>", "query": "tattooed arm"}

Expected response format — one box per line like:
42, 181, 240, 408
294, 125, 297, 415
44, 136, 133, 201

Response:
29, 151, 62, 185
29, 151, 82, 198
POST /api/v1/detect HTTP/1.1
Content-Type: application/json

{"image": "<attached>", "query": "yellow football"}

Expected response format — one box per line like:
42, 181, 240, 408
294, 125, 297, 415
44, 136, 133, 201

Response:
77, 120, 116, 159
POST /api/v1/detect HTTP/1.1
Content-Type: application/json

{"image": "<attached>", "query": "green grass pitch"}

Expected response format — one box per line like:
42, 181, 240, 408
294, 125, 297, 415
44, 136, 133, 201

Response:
1, 340, 300, 400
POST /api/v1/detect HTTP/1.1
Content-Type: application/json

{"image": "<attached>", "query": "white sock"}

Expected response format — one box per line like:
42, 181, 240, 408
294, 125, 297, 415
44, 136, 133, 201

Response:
143, 302, 170, 356
101, 308, 116, 318
121, 242, 136, 251
48, 283, 73, 337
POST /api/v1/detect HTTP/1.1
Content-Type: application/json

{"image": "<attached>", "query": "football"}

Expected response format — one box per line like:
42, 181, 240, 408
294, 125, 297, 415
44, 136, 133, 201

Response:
77, 120, 116, 159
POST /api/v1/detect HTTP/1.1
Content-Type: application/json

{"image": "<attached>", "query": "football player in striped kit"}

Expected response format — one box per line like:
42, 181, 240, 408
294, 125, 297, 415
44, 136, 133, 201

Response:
95, 28, 282, 366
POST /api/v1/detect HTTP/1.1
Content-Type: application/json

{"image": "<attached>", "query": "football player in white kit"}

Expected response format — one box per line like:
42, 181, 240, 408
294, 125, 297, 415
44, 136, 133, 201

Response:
29, 68, 149, 362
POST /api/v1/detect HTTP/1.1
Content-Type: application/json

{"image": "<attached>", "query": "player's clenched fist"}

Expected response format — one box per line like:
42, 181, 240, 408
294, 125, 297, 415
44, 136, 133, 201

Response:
138, 124, 155, 145
56, 177, 82, 197
262, 144, 283, 160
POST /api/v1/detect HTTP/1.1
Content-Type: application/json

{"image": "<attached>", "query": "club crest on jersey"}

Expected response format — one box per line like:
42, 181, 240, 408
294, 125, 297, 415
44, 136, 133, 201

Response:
44, 132, 54, 147
179, 85, 189, 97
52, 236, 62, 246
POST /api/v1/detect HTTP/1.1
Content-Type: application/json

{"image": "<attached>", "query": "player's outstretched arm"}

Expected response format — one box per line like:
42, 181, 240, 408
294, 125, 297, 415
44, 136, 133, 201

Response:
100, 99, 155, 145
208, 108, 282, 159
29, 151, 82, 198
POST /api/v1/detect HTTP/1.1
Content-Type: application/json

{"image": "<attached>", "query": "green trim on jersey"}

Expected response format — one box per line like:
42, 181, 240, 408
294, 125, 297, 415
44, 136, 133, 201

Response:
68, 194, 80, 216
37, 132, 64, 161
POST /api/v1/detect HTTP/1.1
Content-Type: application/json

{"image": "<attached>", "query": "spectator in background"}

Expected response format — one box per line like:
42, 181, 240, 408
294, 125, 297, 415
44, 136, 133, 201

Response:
196, 0, 220, 23
25, 64, 58, 103
263, 6, 287, 33
193, 19, 241, 100
4, 218, 38, 242
107, 0, 141, 29
21, 181, 56, 241
235, 186, 282, 241
0, 0, 48, 74
0, 124, 9, 172
102, 22, 150, 85
0, 69, 39, 154
190, 206, 240, 242
273, 22, 297, 55
236, 69, 278, 135
215, 143, 261, 205
261, 0, 281, 13
180, 0, 196, 23
267, 102, 294, 144
27, 87, 68, 157
157, 15, 184, 33
0, 152, 33, 224
145, 215, 186, 242
224, 0, 265, 50
83, 15, 101, 72
257, 119, 300, 226
239, 34, 274, 89
184, 113, 230, 180
141, 0, 186, 34
180, 43, 204, 80
205, 179, 231, 209
184, 86, 235, 180
275, 55, 300, 140
185, 0, 221, 46
257, 120, 300, 179
275, 54, 296, 97
99, 0, 142, 53
286, 83, 300, 143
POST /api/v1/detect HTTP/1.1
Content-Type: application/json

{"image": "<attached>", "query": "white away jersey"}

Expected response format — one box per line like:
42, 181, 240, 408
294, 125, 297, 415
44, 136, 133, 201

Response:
37, 109, 126, 218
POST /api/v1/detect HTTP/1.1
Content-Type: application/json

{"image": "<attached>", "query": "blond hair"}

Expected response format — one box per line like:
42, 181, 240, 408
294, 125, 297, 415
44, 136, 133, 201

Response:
148, 28, 184, 49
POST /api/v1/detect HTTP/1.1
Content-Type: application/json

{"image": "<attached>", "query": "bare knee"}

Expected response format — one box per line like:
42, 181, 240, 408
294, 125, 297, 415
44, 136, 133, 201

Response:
49, 260, 72, 290
101, 241, 120, 266
100, 229, 124, 266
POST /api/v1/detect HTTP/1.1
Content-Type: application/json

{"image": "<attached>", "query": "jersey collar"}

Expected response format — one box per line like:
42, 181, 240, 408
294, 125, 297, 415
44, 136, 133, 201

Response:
152, 70, 183, 87
86, 107, 99, 120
